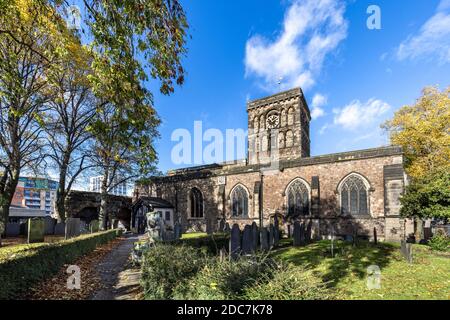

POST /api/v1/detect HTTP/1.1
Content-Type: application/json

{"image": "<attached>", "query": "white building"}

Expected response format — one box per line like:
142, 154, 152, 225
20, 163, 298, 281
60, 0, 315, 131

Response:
89, 176, 128, 196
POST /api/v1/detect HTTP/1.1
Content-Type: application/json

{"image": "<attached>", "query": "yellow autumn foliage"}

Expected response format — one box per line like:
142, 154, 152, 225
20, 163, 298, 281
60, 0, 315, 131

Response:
383, 86, 450, 179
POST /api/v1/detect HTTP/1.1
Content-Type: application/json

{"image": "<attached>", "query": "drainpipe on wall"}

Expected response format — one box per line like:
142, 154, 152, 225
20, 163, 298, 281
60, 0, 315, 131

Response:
259, 173, 264, 228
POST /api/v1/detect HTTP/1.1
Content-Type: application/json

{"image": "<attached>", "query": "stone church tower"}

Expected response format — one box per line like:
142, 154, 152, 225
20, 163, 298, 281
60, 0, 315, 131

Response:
247, 87, 311, 164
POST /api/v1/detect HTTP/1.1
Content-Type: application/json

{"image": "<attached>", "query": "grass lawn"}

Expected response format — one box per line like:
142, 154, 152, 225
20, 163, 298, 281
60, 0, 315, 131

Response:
273, 240, 450, 300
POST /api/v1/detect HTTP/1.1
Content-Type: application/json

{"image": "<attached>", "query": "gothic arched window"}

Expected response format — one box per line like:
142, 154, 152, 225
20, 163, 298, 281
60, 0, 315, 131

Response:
189, 187, 203, 218
231, 185, 248, 217
286, 130, 294, 147
286, 179, 310, 217
287, 107, 294, 125
339, 174, 369, 215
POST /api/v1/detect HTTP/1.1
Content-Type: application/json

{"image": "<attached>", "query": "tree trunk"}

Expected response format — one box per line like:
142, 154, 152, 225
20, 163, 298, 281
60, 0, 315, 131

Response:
0, 171, 20, 247
55, 164, 68, 222
99, 173, 109, 230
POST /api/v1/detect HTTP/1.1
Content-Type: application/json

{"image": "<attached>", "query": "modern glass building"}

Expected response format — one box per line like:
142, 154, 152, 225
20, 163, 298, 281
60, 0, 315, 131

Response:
11, 177, 58, 217
89, 176, 128, 196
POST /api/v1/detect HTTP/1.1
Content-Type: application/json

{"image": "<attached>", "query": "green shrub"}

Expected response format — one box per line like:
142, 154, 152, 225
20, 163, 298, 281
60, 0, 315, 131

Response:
0, 230, 120, 299
428, 229, 450, 252
243, 263, 334, 300
141, 244, 207, 300
173, 255, 278, 300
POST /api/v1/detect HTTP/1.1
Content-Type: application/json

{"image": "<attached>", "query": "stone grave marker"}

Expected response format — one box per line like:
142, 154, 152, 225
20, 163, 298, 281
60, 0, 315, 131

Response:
268, 223, 274, 249
6, 223, 20, 237
305, 220, 312, 244
218, 219, 225, 232
260, 227, 269, 251
373, 227, 378, 245
293, 221, 301, 246
28, 218, 45, 243
174, 222, 182, 240
299, 222, 306, 246
65, 218, 81, 239
90, 220, 100, 233
229, 224, 241, 259
54, 222, 66, 235
242, 225, 253, 254
400, 240, 413, 264
251, 222, 259, 252
44, 218, 55, 235
273, 216, 280, 247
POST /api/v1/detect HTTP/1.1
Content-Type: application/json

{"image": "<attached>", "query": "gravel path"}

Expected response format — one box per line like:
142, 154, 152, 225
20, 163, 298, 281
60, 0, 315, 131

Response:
90, 233, 144, 300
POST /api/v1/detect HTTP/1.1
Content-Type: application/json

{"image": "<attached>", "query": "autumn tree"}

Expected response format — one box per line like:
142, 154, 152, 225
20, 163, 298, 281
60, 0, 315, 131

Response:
0, 0, 69, 240
89, 99, 159, 230
382, 86, 450, 179
44, 43, 96, 222
383, 86, 450, 240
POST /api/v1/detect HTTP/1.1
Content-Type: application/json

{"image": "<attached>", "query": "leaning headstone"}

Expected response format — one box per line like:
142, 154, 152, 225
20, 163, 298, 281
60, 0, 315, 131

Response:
373, 227, 378, 245
242, 225, 253, 254
305, 221, 312, 244
293, 221, 301, 246
90, 220, 100, 233
28, 218, 45, 243
174, 222, 182, 240
65, 218, 81, 239
6, 223, 20, 237
260, 227, 269, 251
251, 222, 259, 252
54, 222, 65, 235
229, 224, 241, 260
400, 240, 413, 264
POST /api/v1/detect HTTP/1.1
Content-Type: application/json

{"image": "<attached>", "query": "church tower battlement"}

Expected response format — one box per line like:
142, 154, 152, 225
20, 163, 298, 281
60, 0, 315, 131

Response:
247, 87, 311, 165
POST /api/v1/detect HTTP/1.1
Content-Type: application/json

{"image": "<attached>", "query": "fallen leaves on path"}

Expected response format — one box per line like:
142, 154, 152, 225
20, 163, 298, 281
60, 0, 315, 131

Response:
24, 237, 125, 300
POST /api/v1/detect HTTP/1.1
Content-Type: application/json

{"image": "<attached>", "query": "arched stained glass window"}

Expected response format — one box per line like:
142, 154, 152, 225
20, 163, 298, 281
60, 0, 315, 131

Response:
286, 179, 310, 217
340, 175, 369, 215
189, 187, 203, 218
231, 185, 248, 217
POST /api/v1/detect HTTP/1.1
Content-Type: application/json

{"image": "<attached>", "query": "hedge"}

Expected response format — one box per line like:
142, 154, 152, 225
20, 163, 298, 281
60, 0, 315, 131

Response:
0, 229, 121, 299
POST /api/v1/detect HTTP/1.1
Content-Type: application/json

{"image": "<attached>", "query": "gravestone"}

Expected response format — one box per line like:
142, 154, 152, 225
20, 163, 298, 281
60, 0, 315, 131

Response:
28, 218, 45, 243
90, 220, 100, 233
242, 225, 253, 254
373, 227, 378, 245
6, 223, 20, 237
268, 224, 274, 249
251, 222, 259, 252
400, 240, 413, 264
65, 218, 81, 239
293, 221, 301, 246
229, 224, 241, 260
218, 219, 225, 232
287, 224, 292, 238
54, 222, 66, 235
273, 216, 280, 247
44, 218, 55, 235
174, 222, 182, 240
260, 227, 269, 251
305, 221, 312, 244
299, 222, 306, 246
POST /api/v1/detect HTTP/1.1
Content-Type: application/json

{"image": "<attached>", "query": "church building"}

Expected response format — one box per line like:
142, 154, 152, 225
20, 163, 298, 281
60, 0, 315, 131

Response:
133, 88, 414, 242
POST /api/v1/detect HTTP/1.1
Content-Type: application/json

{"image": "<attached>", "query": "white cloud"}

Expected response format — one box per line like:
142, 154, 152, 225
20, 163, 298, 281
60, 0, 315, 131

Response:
311, 93, 328, 120
396, 0, 450, 63
245, 0, 348, 91
333, 98, 390, 130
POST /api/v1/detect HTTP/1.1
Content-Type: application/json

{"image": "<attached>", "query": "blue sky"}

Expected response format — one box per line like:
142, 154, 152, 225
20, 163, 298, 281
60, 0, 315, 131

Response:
146, 0, 450, 173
